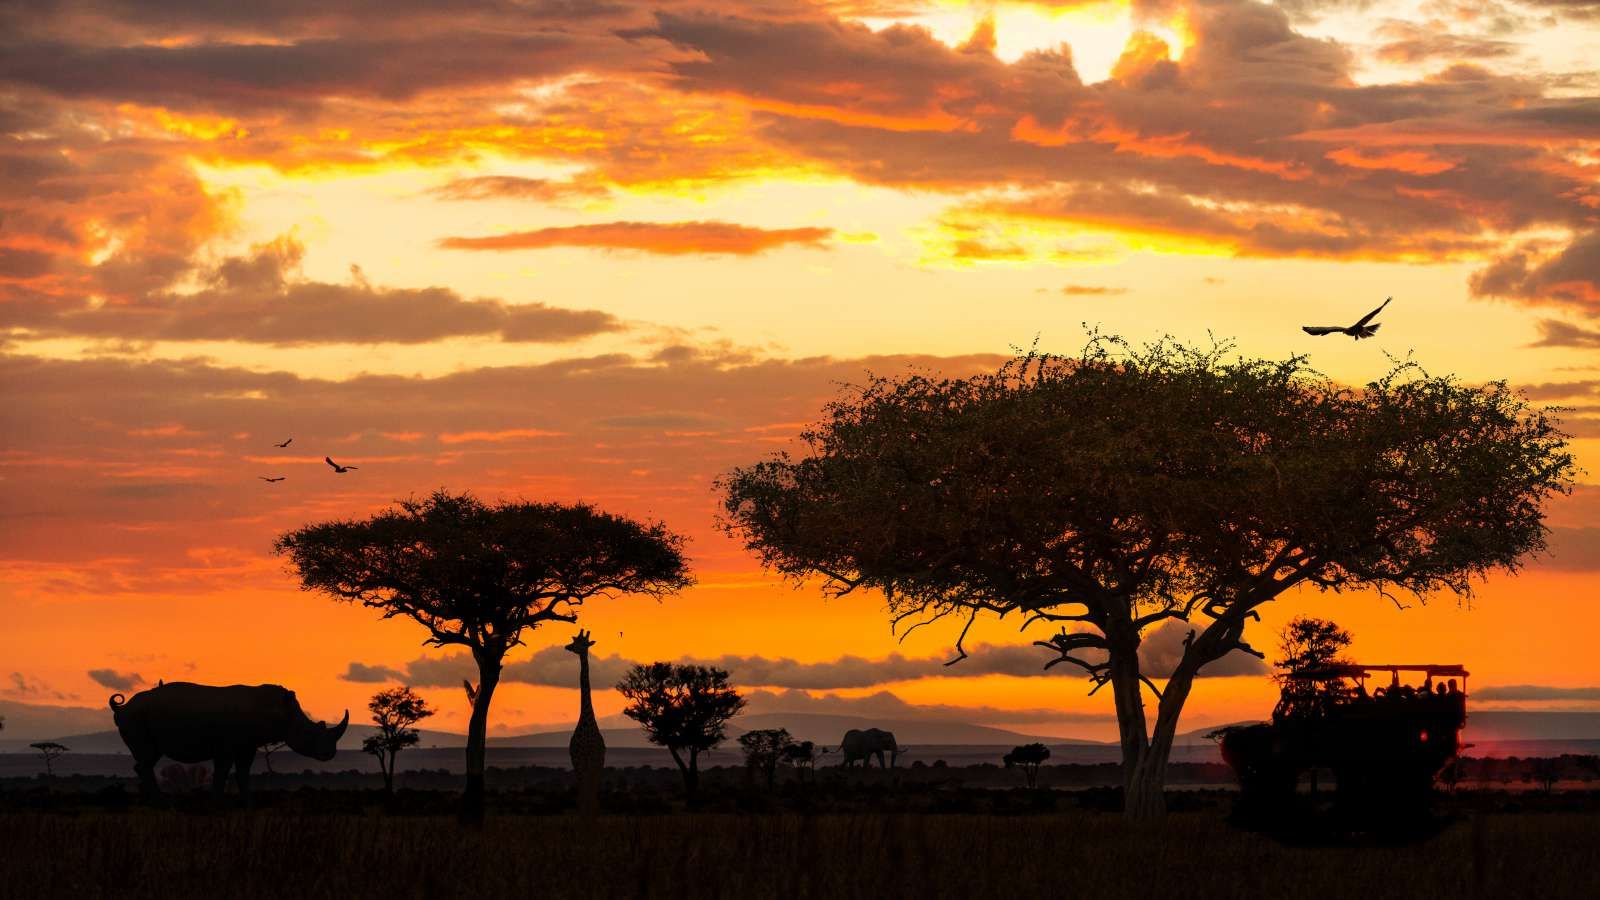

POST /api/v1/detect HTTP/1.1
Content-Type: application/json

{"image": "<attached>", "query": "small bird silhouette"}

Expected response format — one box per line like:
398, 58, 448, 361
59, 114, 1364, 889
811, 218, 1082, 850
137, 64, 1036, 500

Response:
274, 438, 293, 448
1303, 297, 1391, 339
258, 476, 286, 483
324, 456, 358, 473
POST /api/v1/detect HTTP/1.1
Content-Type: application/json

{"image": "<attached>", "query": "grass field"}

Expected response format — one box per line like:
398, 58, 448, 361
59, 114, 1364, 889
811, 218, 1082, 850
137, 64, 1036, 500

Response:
1, 804, 1596, 899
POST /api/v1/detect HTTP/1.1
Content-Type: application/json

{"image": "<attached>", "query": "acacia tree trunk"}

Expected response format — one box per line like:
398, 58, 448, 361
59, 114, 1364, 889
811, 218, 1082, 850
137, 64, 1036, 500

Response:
1118, 627, 1217, 822
461, 654, 501, 825
668, 746, 698, 800
1102, 612, 1163, 821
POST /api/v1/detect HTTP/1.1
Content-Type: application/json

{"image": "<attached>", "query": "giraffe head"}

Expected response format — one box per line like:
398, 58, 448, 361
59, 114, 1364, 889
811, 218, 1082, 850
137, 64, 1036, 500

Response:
565, 628, 597, 655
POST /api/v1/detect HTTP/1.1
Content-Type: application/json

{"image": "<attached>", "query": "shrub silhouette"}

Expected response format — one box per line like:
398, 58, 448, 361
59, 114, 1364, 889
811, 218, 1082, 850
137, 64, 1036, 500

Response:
362, 686, 434, 793
739, 728, 795, 789
618, 663, 744, 800
1003, 743, 1051, 789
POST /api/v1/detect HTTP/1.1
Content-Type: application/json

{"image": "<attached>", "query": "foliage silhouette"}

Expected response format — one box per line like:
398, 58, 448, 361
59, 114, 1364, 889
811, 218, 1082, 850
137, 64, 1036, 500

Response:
259, 741, 287, 774
739, 728, 795, 789
1004, 743, 1052, 789
362, 687, 434, 794
1274, 616, 1354, 715
618, 663, 744, 800
276, 490, 691, 824
780, 739, 819, 778
720, 334, 1575, 820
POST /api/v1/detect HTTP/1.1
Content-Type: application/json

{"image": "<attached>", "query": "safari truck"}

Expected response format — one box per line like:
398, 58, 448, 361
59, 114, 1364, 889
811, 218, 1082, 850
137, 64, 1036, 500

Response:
1216, 663, 1468, 823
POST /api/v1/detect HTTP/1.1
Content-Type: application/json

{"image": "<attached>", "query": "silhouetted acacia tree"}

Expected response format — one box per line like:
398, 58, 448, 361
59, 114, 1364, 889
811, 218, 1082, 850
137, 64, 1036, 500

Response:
276, 490, 691, 824
1003, 743, 1051, 789
781, 740, 819, 778
362, 686, 435, 793
720, 336, 1574, 820
30, 742, 66, 779
1274, 616, 1353, 714
259, 741, 287, 774
618, 663, 744, 800
739, 728, 795, 789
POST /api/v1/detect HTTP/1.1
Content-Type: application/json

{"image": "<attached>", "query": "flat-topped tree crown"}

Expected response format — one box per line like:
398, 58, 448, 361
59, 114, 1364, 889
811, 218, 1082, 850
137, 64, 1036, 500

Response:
275, 490, 691, 823
275, 491, 690, 656
719, 334, 1574, 820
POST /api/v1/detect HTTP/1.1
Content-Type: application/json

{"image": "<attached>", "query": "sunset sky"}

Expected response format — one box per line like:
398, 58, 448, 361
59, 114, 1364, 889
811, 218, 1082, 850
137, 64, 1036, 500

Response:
3, 0, 1599, 742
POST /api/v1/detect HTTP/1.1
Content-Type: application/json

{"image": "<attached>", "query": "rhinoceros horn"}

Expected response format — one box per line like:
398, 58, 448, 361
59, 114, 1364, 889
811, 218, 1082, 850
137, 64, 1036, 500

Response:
330, 709, 350, 741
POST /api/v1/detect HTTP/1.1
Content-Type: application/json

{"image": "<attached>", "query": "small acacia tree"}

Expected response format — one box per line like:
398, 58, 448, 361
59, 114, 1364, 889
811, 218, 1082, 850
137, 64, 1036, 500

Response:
276, 490, 691, 823
1003, 743, 1051, 789
720, 336, 1574, 820
30, 742, 67, 779
362, 686, 435, 793
781, 740, 819, 778
618, 663, 744, 800
1274, 616, 1354, 714
739, 728, 796, 789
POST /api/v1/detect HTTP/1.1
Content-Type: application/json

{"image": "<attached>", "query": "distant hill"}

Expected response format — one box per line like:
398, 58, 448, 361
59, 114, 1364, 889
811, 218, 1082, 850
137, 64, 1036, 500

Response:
0, 699, 115, 742
7, 704, 1597, 756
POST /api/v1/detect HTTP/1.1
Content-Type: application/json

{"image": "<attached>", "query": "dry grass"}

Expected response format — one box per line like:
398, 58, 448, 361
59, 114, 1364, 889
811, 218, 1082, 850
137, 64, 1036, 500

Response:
1, 809, 1596, 900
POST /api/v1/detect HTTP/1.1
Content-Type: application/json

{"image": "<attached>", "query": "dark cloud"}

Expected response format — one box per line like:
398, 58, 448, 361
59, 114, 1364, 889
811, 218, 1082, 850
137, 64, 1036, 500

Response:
0, 32, 603, 113
439, 221, 835, 255
1529, 319, 1600, 348
1058, 284, 1129, 296
350, 623, 1265, 693
429, 175, 609, 202
2, 235, 624, 345
2, 673, 76, 702
1473, 684, 1600, 700
1539, 526, 1600, 570
1471, 231, 1600, 315
86, 668, 145, 690
595, 411, 723, 429
1517, 378, 1600, 400
1373, 21, 1519, 64
339, 662, 407, 683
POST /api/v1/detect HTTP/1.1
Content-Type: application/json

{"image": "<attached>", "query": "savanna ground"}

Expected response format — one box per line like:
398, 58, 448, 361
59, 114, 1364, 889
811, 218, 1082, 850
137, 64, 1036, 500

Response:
2, 776, 1598, 900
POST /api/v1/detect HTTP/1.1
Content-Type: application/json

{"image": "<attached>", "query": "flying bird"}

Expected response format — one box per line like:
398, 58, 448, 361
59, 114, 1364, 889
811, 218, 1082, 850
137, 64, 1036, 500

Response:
324, 456, 358, 473
258, 476, 286, 483
274, 438, 293, 448
1302, 297, 1391, 340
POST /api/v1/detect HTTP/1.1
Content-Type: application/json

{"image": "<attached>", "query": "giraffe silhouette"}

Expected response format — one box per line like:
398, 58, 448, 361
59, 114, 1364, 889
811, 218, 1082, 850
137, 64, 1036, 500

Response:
566, 629, 605, 817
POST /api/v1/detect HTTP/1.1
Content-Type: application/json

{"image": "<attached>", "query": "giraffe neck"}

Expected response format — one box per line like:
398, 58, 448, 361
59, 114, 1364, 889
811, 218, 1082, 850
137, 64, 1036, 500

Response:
577, 649, 596, 725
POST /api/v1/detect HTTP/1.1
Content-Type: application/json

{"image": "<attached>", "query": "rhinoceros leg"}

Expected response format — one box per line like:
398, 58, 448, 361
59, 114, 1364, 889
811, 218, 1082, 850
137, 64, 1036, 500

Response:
212, 756, 233, 799
233, 748, 255, 805
133, 757, 159, 798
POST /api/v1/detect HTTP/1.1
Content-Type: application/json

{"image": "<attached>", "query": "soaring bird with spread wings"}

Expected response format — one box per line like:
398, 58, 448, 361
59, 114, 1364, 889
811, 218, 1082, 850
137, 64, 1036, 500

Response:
324, 456, 358, 473
1303, 297, 1391, 339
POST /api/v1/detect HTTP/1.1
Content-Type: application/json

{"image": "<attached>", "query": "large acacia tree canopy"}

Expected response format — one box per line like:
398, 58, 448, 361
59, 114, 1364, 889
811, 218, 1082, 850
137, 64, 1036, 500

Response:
719, 337, 1574, 663
275, 491, 692, 653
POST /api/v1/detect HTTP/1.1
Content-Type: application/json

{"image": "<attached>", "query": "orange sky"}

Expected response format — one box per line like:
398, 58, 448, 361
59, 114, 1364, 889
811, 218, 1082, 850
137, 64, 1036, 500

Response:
2, 0, 1598, 741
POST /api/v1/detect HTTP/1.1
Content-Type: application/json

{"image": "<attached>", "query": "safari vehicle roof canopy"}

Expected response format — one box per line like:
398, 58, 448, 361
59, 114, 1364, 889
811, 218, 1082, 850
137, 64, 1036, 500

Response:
1285, 663, 1469, 681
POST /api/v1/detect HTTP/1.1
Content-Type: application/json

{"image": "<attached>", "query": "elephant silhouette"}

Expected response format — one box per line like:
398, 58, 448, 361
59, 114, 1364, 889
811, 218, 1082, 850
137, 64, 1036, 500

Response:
838, 728, 903, 768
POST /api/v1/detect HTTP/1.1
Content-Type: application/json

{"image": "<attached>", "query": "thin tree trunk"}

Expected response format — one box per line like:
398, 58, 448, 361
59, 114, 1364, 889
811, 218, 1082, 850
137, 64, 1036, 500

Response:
461, 656, 501, 825
668, 747, 695, 800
